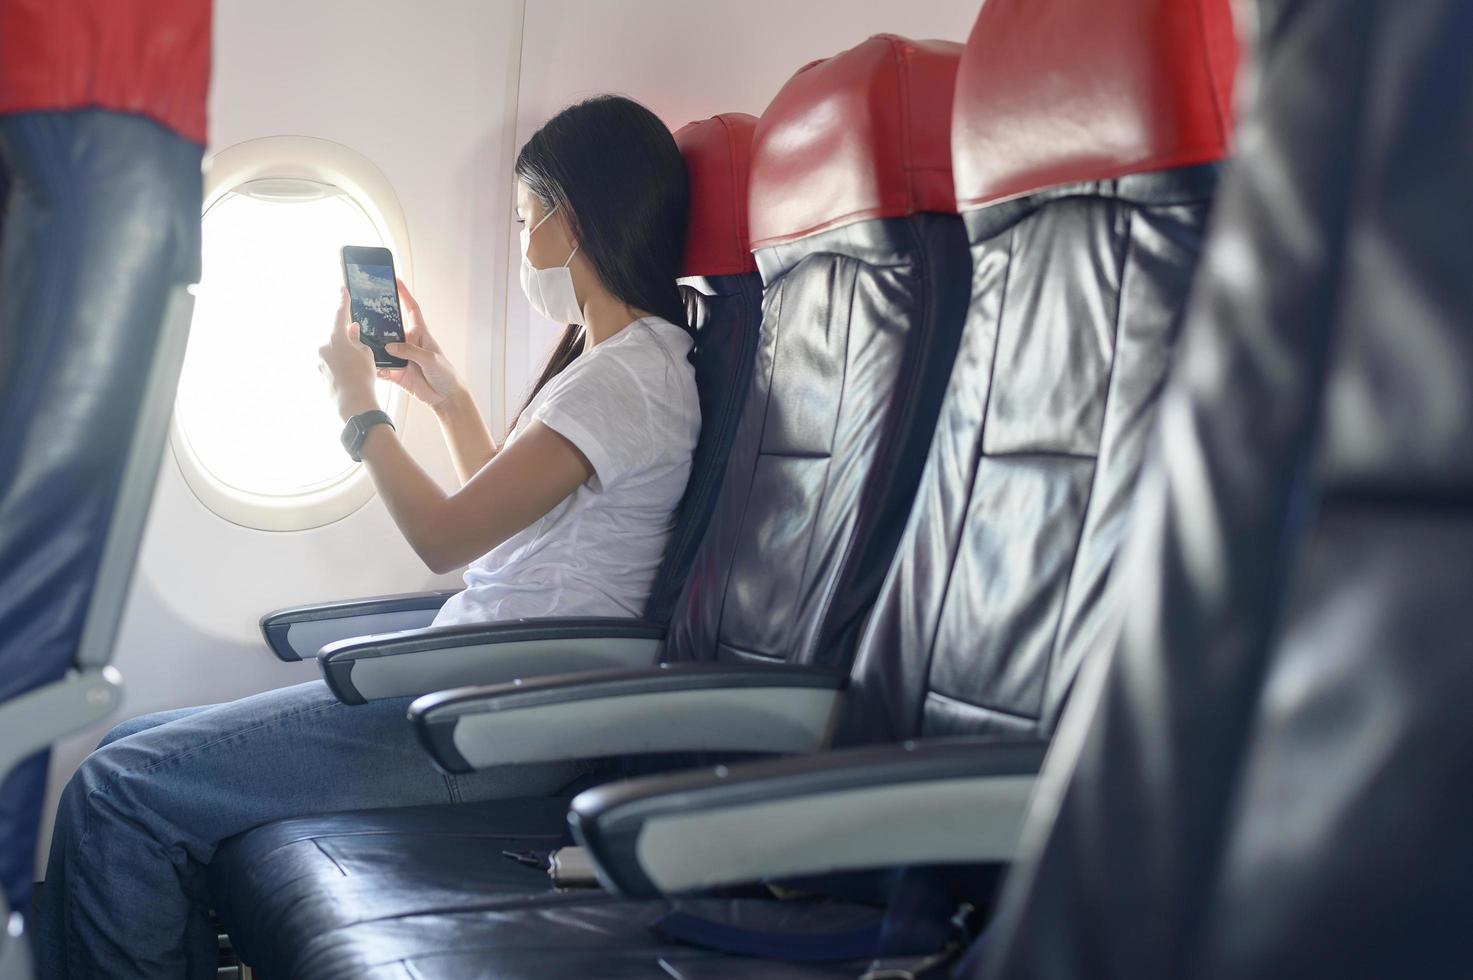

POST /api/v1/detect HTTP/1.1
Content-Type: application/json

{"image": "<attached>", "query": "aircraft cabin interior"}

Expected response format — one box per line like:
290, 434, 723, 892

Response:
1, 0, 1470, 977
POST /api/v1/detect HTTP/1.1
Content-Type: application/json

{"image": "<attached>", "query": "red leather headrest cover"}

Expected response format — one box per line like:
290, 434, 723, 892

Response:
953, 0, 1239, 209
0, 0, 211, 145
749, 35, 963, 249
674, 113, 758, 277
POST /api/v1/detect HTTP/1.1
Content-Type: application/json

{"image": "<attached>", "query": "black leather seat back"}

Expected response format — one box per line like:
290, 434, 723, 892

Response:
0, 0, 209, 927
641, 114, 763, 624
667, 35, 970, 668
843, 0, 1240, 744
983, 2, 1473, 976
0, 110, 203, 927
0, 156, 10, 397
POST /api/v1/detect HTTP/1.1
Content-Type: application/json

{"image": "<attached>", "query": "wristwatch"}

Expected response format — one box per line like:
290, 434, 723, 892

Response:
340, 409, 395, 462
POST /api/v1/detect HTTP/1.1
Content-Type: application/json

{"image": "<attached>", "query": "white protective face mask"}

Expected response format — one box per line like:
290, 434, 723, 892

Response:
519, 205, 584, 325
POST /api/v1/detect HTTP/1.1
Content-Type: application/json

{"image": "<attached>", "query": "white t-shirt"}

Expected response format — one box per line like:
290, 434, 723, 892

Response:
431, 316, 699, 626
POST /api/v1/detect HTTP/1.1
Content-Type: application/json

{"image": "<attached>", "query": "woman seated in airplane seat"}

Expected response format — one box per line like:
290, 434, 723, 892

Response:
36, 95, 700, 980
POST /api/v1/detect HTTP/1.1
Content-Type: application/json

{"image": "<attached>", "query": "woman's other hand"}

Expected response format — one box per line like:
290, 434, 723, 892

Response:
320, 289, 381, 422
377, 277, 465, 412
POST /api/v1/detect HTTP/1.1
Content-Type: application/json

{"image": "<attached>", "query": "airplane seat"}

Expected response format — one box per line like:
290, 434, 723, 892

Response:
844, 0, 1240, 744
510, 0, 1240, 963
667, 34, 969, 672
203, 9, 1247, 975
0, 0, 210, 972
978, 0, 1473, 975
649, 112, 762, 623
206, 35, 976, 978
0, 157, 10, 396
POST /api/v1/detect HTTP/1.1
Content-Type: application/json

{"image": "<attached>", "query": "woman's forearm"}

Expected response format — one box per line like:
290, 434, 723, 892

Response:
358, 425, 464, 574
433, 388, 498, 485
357, 418, 589, 575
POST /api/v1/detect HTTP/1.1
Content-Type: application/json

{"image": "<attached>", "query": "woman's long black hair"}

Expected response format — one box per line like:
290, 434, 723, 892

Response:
513, 95, 689, 428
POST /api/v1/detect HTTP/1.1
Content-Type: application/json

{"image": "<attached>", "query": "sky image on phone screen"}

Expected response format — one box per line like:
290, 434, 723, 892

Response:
345, 263, 403, 344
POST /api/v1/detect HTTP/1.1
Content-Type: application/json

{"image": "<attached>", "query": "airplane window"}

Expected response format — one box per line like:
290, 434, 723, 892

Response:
171, 142, 411, 531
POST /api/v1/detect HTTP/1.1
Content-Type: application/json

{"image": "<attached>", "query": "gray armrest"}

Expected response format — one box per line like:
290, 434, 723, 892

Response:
320, 618, 667, 704
0, 667, 124, 787
260, 590, 460, 662
409, 663, 847, 771
568, 737, 1046, 897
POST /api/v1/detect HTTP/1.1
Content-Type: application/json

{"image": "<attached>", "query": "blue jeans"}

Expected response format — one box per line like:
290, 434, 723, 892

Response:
34, 680, 586, 979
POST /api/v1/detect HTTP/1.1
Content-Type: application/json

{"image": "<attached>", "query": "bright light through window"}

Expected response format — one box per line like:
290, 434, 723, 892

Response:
177, 185, 398, 501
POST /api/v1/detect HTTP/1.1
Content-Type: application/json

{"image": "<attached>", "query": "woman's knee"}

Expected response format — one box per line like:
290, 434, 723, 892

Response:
95, 704, 213, 749
55, 746, 120, 836
97, 717, 153, 749
58, 739, 172, 851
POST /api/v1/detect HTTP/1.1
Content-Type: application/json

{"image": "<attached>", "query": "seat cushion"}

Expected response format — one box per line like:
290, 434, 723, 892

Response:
277, 898, 877, 979
209, 798, 572, 972
209, 798, 879, 979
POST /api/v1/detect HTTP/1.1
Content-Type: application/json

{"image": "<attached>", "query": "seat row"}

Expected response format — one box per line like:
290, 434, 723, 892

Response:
7, 0, 1472, 976
211, 1, 1239, 976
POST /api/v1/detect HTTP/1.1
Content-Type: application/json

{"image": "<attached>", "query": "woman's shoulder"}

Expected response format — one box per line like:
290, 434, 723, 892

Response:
618, 315, 692, 354
606, 318, 698, 429
552, 317, 693, 405
596, 318, 693, 380
538, 317, 697, 471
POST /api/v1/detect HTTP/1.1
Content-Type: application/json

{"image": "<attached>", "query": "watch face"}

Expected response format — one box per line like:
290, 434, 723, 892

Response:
341, 417, 363, 460
342, 412, 390, 462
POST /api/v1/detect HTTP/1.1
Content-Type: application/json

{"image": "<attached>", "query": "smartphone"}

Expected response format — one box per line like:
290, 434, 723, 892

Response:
341, 245, 408, 368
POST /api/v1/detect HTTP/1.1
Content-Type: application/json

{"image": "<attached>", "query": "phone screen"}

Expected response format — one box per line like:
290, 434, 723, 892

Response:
342, 246, 407, 367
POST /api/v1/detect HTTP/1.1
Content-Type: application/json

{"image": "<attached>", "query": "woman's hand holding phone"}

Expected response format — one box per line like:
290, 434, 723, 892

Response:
319, 288, 381, 422
376, 278, 466, 413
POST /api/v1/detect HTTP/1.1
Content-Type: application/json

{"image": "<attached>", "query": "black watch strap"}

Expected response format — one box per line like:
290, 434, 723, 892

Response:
341, 409, 395, 462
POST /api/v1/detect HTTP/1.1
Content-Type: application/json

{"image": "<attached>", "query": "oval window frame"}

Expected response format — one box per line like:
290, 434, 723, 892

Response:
170, 136, 414, 532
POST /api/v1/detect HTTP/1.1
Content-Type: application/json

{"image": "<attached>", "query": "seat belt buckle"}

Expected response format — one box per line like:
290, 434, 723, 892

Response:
548, 846, 601, 888
500, 848, 548, 870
